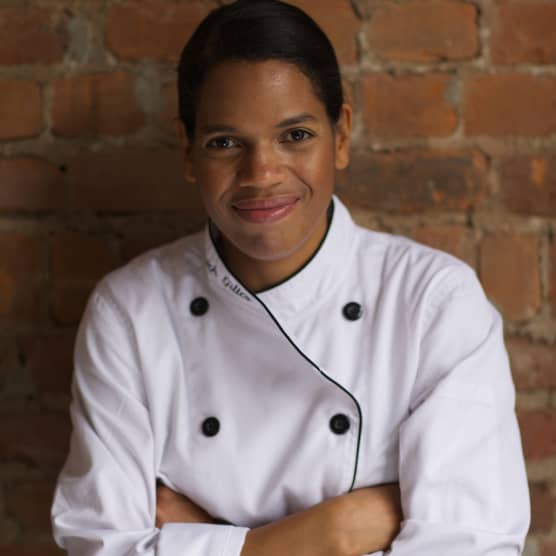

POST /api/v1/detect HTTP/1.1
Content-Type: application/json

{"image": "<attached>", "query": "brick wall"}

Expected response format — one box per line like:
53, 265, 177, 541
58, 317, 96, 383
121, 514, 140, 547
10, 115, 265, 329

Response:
0, 0, 554, 554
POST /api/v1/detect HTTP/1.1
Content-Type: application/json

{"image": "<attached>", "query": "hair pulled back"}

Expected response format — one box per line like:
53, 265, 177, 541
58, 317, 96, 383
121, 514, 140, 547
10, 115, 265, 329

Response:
178, 0, 344, 138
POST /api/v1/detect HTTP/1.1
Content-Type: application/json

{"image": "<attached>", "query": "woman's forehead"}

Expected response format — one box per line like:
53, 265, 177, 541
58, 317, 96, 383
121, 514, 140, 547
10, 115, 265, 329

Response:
195, 60, 328, 129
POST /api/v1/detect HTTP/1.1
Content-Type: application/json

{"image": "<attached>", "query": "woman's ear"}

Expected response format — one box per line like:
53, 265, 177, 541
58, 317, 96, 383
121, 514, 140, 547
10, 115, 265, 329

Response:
334, 103, 352, 171
176, 120, 197, 183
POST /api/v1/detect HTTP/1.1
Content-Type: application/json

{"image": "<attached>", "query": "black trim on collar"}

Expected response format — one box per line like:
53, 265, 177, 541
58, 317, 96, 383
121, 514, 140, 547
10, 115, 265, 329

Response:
208, 199, 335, 295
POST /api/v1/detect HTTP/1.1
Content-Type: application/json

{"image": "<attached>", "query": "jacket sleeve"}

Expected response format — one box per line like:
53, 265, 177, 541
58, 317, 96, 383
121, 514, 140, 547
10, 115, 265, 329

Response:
389, 267, 530, 555
51, 286, 249, 556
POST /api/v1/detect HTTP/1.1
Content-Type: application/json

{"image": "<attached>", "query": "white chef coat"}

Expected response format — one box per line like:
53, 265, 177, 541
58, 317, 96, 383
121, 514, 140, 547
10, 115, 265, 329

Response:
51, 196, 530, 556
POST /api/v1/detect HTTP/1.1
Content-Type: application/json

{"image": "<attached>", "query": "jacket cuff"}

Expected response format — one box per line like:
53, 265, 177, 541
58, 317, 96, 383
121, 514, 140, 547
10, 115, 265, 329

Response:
158, 523, 249, 556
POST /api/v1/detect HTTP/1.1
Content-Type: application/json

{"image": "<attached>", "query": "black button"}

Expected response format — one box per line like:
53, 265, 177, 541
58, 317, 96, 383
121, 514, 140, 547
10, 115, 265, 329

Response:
201, 417, 220, 437
342, 302, 362, 321
190, 297, 209, 316
329, 413, 350, 435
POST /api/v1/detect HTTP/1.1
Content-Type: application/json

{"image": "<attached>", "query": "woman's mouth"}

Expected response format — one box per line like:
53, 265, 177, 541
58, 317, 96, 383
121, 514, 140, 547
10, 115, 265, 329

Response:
231, 196, 299, 224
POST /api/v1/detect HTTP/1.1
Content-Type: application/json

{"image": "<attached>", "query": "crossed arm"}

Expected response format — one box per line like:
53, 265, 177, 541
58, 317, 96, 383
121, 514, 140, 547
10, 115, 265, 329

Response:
156, 482, 402, 556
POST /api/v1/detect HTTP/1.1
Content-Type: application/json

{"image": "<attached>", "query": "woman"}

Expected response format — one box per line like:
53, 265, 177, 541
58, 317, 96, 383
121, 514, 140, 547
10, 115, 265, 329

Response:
51, 1, 530, 555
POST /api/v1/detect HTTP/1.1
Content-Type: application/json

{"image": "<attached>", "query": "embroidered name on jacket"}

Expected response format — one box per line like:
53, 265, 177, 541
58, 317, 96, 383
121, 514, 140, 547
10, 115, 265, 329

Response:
222, 275, 251, 301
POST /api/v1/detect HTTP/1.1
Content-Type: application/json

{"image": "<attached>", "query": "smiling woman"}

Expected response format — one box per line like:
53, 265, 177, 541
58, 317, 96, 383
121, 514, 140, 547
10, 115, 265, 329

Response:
184, 59, 351, 291
51, 1, 530, 556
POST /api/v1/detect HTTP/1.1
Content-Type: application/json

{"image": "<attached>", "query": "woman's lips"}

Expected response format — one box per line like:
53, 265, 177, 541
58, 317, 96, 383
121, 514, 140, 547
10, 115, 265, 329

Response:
231, 196, 299, 224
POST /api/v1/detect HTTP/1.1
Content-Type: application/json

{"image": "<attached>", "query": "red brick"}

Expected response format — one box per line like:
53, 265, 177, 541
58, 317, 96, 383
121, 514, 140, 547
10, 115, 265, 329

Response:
0, 158, 65, 211
4, 479, 57, 535
0, 545, 64, 556
51, 72, 145, 137
541, 542, 556, 556
480, 233, 541, 321
106, 0, 211, 62
413, 225, 475, 267
361, 73, 457, 138
22, 333, 75, 396
0, 413, 70, 470
499, 155, 556, 217
518, 410, 556, 460
0, 7, 67, 65
464, 73, 556, 136
50, 232, 119, 283
290, 0, 360, 64
365, 0, 478, 63
0, 235, 44, 321
491, 4, 556, 65
551, 238, 556, 316
65, 148, 206, 214
0, 81, 42, 140
507, 337, 556, 390
336, 149, 487, 212
529, 482, 555, 534
51, 283, 93, 326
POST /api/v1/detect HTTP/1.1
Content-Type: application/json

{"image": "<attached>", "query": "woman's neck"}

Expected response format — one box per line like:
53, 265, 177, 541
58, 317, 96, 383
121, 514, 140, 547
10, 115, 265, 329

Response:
214, 210, 331, 293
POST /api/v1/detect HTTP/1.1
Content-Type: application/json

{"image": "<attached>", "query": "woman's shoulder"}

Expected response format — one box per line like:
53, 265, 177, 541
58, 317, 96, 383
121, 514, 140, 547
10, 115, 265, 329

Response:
92, 229, 206, 310
352, 223, 483, 307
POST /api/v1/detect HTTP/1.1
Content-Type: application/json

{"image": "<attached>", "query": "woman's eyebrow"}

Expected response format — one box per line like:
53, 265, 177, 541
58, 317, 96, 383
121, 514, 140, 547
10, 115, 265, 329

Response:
276, 113, 317, 128
200, 113, 317, 134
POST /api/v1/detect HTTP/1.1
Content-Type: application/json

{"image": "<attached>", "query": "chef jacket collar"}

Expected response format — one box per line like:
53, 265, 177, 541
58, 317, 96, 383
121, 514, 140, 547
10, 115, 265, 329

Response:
203, 195, 355, 317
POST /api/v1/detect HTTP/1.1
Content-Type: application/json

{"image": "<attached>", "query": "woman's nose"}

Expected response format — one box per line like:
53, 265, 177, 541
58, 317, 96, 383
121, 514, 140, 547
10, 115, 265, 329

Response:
237, 144, 285, 188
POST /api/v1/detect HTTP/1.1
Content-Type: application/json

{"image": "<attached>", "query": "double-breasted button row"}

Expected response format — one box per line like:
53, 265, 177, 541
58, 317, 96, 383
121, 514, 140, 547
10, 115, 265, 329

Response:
191, 297, 363, 321
201, 414, 351, 437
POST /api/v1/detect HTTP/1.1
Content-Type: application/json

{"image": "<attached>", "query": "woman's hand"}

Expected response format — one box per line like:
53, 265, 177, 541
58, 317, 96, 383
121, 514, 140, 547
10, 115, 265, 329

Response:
155, 483, 214, 528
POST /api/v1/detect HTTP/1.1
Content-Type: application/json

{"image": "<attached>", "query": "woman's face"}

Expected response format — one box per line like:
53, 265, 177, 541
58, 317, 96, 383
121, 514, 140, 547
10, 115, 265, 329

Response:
183, 59, 351, 271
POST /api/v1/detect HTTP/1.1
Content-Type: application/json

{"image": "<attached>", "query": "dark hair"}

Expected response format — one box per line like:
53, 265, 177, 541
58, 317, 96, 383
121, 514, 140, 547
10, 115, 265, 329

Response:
177, 0, 344, 138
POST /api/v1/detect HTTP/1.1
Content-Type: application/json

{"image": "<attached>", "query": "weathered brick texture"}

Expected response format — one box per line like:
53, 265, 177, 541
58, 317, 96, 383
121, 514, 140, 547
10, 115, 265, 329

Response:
0, 7, 68, 66
0, 0, 554, 550
507, 338, 556, 390
500, 155, 556, 216
337, 150, 486, 212
361, 73, 458, 137
464, 74, 556, 136
529, 482, 556, 534
518, 410, 556, 461
0, 158, 65, 211
106, 1, 212, 61
0, 413, 70, 470
0, 235, 45, 322
551, 238, 556, 316
479, 233, 541, 322
491, 4, 556, 65
51, 72, 145, 137
64, 148, 205, 213
412, 225, 476, 268
291, 0, 360, 64
0, 81, 42, 140
364, 0, 478, 62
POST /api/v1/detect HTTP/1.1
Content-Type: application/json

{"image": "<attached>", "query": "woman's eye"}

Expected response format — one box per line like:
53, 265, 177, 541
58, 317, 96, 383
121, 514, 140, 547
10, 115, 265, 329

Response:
206, 136, 239, 149
283, 129, 313, 143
